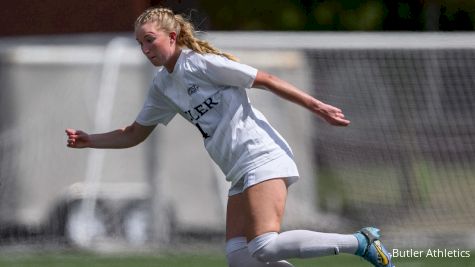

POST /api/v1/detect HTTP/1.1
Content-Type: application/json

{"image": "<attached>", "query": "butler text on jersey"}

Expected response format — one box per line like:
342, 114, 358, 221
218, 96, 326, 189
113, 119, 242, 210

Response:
184, 95, 219, 122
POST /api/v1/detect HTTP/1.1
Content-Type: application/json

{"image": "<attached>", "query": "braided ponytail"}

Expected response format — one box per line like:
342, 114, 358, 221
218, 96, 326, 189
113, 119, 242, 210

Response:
135, 7, 238, 61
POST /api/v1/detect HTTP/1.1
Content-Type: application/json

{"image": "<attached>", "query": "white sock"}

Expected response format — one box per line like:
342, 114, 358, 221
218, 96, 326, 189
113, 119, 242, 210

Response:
248, 230, 359, 262
226, 237, 295, 267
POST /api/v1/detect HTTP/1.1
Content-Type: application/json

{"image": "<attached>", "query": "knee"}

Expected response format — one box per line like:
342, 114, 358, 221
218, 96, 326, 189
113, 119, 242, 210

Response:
248, 232, 280, 262
253, 245, 280, 262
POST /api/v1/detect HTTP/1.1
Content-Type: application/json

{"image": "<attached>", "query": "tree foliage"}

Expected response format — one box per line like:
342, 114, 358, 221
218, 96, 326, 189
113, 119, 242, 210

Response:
195, 0, 475, 31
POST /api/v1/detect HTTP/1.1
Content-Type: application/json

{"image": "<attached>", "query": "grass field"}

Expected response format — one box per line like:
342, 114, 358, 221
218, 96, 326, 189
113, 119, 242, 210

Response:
0, 251, 474, 267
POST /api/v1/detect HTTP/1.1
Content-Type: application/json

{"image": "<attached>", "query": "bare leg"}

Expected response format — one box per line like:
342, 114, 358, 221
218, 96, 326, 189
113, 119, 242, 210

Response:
241, 178, 288, 241
226, 185, 294, 267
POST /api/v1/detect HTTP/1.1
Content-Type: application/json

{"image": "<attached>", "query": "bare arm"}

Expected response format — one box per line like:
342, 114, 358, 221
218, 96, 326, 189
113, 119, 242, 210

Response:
65, 121, 156, 149
252, 70, 350, 126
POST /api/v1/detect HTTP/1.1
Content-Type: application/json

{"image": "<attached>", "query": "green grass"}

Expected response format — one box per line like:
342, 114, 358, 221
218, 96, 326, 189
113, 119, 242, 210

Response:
0, 252, 474, 267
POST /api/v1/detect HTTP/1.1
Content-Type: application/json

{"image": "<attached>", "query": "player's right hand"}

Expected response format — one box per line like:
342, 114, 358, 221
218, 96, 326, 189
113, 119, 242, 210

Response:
65, 128, 91, 148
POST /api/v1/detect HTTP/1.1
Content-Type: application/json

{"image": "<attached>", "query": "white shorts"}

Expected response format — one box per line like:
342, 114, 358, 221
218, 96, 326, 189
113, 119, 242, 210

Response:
228, 153, 300, 196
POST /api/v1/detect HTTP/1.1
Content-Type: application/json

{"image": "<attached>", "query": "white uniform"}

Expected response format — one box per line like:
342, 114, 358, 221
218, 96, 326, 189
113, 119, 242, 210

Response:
136, 49, 299, 195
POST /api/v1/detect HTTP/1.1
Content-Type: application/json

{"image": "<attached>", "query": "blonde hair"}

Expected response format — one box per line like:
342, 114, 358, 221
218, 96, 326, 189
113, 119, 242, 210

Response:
135, 7, 238, 61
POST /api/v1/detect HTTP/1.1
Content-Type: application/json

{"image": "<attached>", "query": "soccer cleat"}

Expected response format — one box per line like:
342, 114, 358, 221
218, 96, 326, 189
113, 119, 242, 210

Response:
354, 227, 395, 267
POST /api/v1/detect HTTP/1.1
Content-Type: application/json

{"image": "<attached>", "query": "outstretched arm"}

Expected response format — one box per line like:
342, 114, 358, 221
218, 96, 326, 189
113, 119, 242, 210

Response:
252, 70, 350, 126
66, 121, 156, 149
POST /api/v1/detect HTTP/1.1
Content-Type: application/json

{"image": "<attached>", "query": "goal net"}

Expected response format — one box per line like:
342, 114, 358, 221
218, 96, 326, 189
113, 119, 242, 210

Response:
301, 35, 475, 248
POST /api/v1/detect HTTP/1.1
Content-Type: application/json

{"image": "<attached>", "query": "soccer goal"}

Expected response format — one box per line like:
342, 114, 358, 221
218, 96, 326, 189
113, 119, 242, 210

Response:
0, 32, 474, 251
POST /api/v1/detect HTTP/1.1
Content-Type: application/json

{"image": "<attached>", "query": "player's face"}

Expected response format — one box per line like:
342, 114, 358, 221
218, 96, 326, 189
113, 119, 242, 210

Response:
135, 22, 176, 68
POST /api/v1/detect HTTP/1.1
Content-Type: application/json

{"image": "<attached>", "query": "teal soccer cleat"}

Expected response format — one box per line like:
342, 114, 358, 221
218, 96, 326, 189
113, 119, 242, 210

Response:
354, 227, 395, 267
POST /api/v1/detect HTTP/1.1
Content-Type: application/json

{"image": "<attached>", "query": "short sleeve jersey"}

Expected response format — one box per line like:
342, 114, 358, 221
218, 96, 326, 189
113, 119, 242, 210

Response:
136, 49, 292, 186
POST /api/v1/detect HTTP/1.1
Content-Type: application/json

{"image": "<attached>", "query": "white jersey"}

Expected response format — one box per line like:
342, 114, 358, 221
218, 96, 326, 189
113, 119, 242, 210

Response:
136, 49, 293, 186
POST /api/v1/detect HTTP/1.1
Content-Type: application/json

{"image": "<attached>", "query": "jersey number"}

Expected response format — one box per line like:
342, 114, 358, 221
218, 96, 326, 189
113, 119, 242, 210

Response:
195, 123, 210, 139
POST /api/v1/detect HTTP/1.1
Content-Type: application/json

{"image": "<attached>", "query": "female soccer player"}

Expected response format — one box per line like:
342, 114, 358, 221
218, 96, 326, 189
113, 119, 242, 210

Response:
66, 7, 394, 267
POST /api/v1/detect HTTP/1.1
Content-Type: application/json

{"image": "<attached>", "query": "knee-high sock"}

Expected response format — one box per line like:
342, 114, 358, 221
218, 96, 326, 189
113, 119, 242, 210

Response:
226, 237, 295, 267
248, 230, 358, 262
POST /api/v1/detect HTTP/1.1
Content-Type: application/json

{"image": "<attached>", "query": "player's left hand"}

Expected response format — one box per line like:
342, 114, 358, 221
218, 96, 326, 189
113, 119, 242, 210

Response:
316, 103, 350, 126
